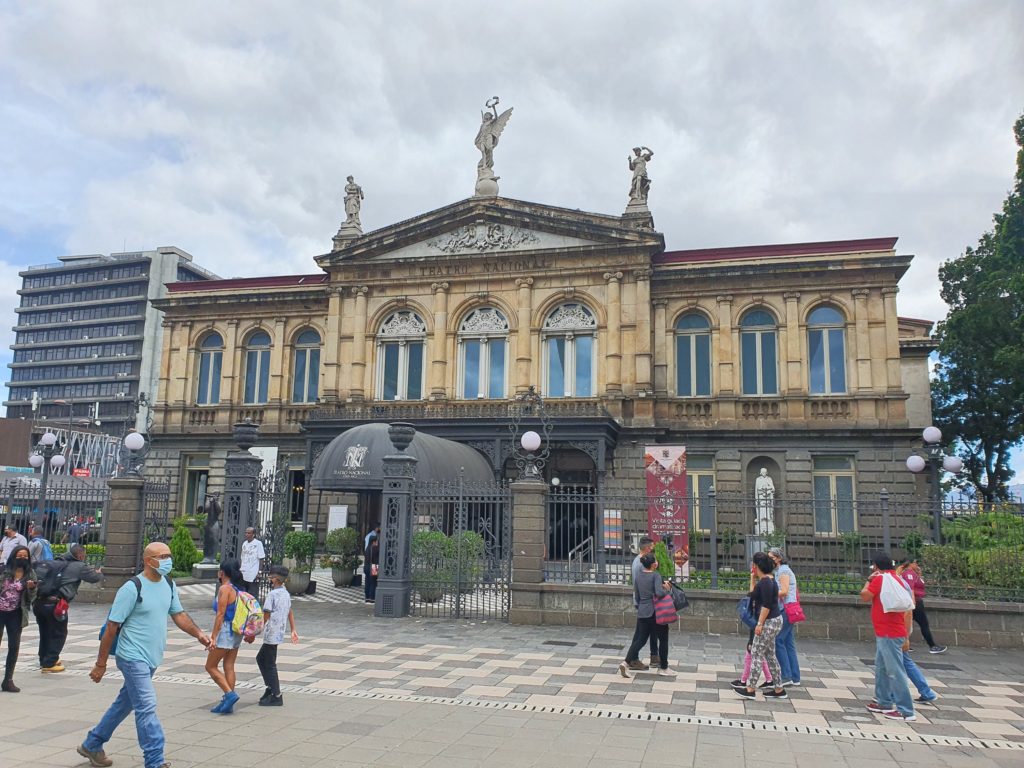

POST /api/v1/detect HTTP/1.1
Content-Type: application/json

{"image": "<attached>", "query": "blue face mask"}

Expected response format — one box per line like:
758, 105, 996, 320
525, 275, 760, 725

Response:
156, 558, 173, 576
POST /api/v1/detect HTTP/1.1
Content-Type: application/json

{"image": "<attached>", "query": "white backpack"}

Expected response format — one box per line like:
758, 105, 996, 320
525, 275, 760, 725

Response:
879, 573, 915, 613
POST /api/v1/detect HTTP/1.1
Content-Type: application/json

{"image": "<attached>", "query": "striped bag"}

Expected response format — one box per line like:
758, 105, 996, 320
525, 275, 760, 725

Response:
654, 593, 678, 625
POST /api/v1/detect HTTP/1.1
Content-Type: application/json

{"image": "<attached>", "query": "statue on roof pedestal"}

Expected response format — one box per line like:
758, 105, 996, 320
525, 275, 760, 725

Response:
333, 175, 364, 250
623, 145, 656, 229
474, 96, 513, 197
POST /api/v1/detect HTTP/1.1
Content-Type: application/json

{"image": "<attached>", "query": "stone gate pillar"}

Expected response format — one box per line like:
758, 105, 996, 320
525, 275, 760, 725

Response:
508, 480, 547, 624
375, 422, 418, 618
221, 420, 264, 562
103, 477, 145, 591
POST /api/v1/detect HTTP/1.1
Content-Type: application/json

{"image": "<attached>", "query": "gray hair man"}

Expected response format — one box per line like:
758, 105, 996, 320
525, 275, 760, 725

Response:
628, 536, 659, 670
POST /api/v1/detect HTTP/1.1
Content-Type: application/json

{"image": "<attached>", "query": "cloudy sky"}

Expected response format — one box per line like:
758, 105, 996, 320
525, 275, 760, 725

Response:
1, 1, 1022, 477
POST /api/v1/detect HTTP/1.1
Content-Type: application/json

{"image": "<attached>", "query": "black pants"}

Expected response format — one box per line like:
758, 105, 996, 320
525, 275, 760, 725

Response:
625, 617, 669, 668
912, 599, 937, 647
256, 643, 280, 696
242, 580, 258, 595
0, 609, 22, 681
364, 572, 377, 602
33, 600, 68, 668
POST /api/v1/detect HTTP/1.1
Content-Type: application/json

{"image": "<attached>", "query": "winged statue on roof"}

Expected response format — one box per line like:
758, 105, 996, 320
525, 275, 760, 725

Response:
474, 96, 513, 195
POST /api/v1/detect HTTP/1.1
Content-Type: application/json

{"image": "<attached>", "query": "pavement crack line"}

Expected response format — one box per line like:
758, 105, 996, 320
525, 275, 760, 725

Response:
60, 669, 1023, 752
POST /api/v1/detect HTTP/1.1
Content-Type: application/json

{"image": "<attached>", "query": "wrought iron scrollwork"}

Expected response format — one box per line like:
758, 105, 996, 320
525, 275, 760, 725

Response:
508, 385, 553, 481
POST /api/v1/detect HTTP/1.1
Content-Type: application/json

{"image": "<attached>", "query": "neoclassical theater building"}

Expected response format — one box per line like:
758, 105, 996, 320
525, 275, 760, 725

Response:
149, 188, 934, 541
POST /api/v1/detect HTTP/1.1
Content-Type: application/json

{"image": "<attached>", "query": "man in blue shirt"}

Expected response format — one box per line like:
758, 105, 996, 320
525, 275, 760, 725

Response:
78, 542, 211, 768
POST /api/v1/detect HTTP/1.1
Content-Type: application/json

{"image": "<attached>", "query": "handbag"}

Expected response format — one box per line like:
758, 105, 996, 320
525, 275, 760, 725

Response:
783, 587, 806, 624
654, 593, 678, 625
668, 582, 689, 611
737, 596, 758, 630
371, 563, 379, 577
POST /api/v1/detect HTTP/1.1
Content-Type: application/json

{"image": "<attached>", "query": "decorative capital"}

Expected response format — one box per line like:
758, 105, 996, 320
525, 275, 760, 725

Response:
515, 276, 534, 288
632, 267, 652, 281
562, 287, 576, 300
604, 271, 624, 284
716, 294, 733, 304
783, 292, 801, 302
851, 288, 871, 299
431, 281, 450, 294
881, 286, 899, 296
652, 298, 669, 309
351, 286, 369, 298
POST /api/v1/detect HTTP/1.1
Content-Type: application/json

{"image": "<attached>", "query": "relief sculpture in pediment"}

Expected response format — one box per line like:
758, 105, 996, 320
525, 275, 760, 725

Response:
428, 224, 539, 254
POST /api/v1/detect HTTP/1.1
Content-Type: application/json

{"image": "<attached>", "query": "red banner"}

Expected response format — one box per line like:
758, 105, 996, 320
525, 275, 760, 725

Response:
644, 446, 689, 570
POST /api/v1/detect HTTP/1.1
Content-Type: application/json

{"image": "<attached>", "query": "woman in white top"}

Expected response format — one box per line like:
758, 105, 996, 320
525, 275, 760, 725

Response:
769, 547, 800, 686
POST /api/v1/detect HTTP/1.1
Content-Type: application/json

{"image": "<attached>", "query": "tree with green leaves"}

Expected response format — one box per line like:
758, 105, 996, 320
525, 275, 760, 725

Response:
932, 113, 1024, 502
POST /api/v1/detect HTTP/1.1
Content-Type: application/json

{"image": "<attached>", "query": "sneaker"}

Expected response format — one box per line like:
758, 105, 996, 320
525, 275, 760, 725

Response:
219, 691, 240, 714
627, 660, 649, 671
735, 687, 756, 700
657, 667, 676, 677
865, 701, 889, 713
41, 663, 65, 673
929, 646, 947, 654
264, 694, 283, 706
77, 745, 113, 768
758, 680, 776, 689
915, 695, 938, 705
883, 710, 917, 722
729, 678, 747, 688
617, 661, 631, 679
649, 655, 661, 668
763, 689, 788, 700
781, 679, 800, 687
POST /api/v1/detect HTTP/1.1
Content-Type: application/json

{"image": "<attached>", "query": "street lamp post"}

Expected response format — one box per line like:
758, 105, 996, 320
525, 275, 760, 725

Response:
29, 432, 66, 528
906, 426, 963, 545
4, 479, 18, 530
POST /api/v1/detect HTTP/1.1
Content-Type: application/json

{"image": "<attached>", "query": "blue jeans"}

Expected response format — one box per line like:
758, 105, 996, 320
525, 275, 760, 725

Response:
902, 650, 936, 700
874, 636, 914, 717
775, 612, 800, 683
84, 657, 165, 768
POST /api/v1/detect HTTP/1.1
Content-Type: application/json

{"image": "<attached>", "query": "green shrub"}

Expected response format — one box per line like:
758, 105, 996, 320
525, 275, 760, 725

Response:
901, 531, 924, 561
169, 519, 199, 573
324, 527, 361, 571
967, 546, 1024, 589
284, 530, 317, 573
920, 544, 968, 580
765, 528, 788, 550
653, 541, 675, 580
447, 530, 486, 588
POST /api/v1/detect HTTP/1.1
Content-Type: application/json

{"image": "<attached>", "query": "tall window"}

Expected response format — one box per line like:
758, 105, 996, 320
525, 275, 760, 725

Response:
543, 303, 596, 398
243, 330, 271, 405
675, 313, 712, 397
740, 309, 778, 395
812, 456, 856, 534
687, 455, 716, 531
808, 305, 847, 395
292, 329, 321, 403
459, 308, 508, 399
196, 333, 223, 405
376, 310, 426, 400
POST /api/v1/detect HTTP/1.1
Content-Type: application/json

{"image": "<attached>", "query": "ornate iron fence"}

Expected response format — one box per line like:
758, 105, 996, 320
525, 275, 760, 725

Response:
409, 477, 512, 619
142, 474, 172, 545
253, 462, 293, 603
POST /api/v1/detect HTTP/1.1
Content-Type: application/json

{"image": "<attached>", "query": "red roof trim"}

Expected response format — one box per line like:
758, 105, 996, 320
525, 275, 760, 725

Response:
655, 237, 899, 265
167, 274, 327, 292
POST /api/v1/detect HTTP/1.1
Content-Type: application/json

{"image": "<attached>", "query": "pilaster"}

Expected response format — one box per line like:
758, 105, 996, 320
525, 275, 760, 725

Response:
881, 287, 901, 392
515, 277, 534, 394
784, 292, 802, 394
716, 295, 735, 395
430, 282, 450, 400
350, 286, 369, 401
322, 287, 343, 402
604, 272, 623, 394
652, 299, 668, 396
633, 268, 652, 393
852, 288, 872, 392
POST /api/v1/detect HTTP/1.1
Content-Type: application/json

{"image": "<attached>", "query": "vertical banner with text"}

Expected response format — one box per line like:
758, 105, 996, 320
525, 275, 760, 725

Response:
644, 445, 689, 575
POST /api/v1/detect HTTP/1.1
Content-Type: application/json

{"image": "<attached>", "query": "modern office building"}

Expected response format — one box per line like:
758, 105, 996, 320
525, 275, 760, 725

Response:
5, 248, 217, 462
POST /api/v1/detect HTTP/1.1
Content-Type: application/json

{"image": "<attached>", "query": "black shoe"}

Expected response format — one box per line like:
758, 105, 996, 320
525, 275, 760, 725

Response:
735, 687, 756, 700
763, 688, 788, 700
929, 646, 947, 654
259, 688, 272, 705
758, 680, 776, 690
259, 693, 283, 706
729, 679, 746, 688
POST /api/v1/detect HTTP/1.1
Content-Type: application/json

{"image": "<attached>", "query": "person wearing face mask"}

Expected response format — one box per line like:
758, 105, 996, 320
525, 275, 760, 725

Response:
78, 542, 211, 768
0, 545, 37, 692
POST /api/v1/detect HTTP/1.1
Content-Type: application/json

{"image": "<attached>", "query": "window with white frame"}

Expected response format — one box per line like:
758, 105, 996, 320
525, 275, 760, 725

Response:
196, 333, 223, 405
807, 305, 847, 395
243, 330, 272, 404
812, 456, 856, 534
543, 303, 596, 398
675, 313, 712, 397
292, 329, 321, 403
686, 455, 716, 531
376, 310, 426, 401
458, 307, 509, 399
740, 309, 778, 395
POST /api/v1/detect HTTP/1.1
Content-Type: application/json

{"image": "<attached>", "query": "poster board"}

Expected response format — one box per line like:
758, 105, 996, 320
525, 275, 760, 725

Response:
328, 505, 349, 532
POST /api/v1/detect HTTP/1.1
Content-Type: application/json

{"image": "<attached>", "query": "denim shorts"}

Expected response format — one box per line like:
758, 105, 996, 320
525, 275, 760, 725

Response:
216, 621, 242, 650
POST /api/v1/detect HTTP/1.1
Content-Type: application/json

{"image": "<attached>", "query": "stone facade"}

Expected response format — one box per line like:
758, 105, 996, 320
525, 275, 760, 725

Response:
149, 195, 935, 535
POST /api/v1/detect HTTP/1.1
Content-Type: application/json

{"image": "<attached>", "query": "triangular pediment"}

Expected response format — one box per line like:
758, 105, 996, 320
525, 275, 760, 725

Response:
316, 196, 664, 267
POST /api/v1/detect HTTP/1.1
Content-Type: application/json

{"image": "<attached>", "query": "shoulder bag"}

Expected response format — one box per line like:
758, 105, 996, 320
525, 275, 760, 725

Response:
783, 586, 806, 624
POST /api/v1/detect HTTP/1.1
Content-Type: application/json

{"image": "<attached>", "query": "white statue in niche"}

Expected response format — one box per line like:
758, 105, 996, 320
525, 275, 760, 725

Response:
754, 467, 776, 536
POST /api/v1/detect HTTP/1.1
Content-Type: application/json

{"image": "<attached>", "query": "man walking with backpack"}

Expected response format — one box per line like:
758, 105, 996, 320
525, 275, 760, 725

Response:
34, 543, 102, 673
27, 525, 54, 565
78, 541, 211, 768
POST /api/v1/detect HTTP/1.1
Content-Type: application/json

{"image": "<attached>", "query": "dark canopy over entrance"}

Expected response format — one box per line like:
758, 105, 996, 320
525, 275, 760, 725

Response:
310, 423, 494, 491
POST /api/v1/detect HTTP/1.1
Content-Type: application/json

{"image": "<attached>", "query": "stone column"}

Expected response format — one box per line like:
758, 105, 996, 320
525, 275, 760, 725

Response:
322, 287, 343, 402
176, 320, 195, 408
430, 281, 450, 400
604, 272, 624, 395
221, 421, 264, 562
716, 295, 735, 394
852, 288, 872, 392
508, 479, 547, 625
652, 299, 668, 396
350, 286, 369, 401
102, 477, 145, 591
784, 292, 802, 393
515, 277, 534, 393
269, 317, 287, 404
633, 268, 653, 393
376, 423, 418, 619
881, 287, 901, 392
222, 319, 240, 405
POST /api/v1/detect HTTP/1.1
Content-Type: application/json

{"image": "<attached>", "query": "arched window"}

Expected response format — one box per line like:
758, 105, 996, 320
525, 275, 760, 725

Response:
459, 308, 509, 399
196, 332, 223, 405
292, 329, 321, 403
675, 313, 711, 397
543, 303, 596, 398
740, 309, 778, 395
807, 306, 846, 395
376, 310, 426, 400
243, 330, 272, 405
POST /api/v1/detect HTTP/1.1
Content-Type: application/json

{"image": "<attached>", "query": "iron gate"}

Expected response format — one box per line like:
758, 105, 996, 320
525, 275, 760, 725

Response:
410, 477, 511, 620
142, 474, 172, 545
253, 461, 292, 602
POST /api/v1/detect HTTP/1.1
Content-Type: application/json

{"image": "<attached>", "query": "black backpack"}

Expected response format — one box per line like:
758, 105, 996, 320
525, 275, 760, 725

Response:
36, 559, 72, 599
